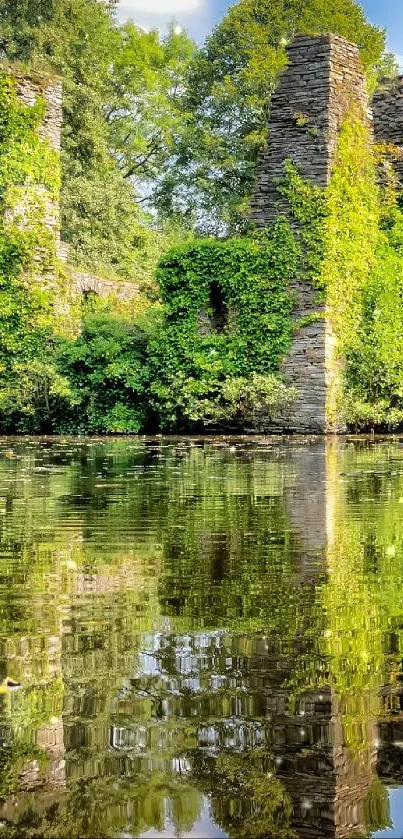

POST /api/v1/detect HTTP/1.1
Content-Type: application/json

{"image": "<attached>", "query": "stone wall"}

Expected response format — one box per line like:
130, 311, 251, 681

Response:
72, 267, 139, 304
250, 35, 368, 433
7, 68, 140, 311
8, 70, 63, 251
14, 73, 63, 151
373, 76, 403, 187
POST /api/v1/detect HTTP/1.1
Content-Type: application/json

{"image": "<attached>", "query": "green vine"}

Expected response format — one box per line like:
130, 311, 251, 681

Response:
0, 70, 76, 431
274, 111, 399, 432
277, 159, 328, 287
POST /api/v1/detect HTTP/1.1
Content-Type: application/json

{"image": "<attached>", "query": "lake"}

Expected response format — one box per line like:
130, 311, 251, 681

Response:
0, 436, 402, 838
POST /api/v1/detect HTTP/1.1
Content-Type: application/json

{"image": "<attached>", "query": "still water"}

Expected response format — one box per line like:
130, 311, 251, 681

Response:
0, 436, 402, 838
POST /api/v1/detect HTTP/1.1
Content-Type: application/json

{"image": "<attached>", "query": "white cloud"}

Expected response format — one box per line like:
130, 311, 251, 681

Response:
118, 0, 203, 15
116, 0, 211, 42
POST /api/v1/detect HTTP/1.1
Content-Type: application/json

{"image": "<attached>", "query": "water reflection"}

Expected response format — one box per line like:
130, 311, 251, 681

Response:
0, 437, 402, 836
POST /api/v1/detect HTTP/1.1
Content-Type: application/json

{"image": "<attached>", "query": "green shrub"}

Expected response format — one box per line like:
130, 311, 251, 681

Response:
53, 311, 157, 434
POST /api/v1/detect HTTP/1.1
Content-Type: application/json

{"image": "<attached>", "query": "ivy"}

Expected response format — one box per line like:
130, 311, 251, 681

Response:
322, 115, 379, 349
146, 220, 298, 430
278, 109, 403, 432
0, 75, 59, 200
277, 158, 328, 286
0, 70, 74, 432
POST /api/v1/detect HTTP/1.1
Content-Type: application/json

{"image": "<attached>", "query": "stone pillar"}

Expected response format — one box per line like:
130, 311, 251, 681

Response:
250, 35, 368, 433
5, 70, 62, 253
14, 75, 62, 152
372, 76, 403, 188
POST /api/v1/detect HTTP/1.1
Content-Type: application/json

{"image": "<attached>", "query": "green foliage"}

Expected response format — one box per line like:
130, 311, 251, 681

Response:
51, 223, 298, 435
280, 106, 403, 431
344, 204, 403, 428
322, 114, 379, 351
147, 222, 298, 430
0, 1, 192, 283
0, 0, 125, 273
308, 110, 403, 429
0, 741, 49, 801
277, 159, 327, 283
274, 112, 403, 431
0, 438, 400, 836
202, 753, 295, 839
0, 70, 74, 432
109, 23, 196, 191
320, 442, 403, 753
1, 2, 402, 435
53, 311, 157, 434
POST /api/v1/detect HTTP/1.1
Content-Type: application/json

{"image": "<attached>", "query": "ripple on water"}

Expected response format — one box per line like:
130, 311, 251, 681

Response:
0, 437, 401, 837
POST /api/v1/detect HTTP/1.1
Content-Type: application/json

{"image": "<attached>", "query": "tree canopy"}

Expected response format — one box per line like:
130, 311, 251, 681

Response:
0, 0, 194, 280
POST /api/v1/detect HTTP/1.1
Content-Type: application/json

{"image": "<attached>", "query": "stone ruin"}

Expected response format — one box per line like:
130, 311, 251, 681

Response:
251, 34, 403, 433
5, 39, 403, 431
2, 67, 139, 308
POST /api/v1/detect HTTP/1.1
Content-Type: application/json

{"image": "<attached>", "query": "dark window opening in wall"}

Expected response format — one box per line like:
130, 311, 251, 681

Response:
82, 289, 99, 313
209, 281, 229, 332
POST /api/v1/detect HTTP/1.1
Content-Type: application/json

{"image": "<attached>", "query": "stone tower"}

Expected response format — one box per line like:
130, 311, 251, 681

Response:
373, 75, 403, 188
6, 70, 63, 251
251, 35, 369, 433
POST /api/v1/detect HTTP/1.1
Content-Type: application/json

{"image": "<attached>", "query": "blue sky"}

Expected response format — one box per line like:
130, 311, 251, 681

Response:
117, 0, 403, 57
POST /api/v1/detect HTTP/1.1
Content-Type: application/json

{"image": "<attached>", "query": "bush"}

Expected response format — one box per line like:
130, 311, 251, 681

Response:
53, 310, 158, 434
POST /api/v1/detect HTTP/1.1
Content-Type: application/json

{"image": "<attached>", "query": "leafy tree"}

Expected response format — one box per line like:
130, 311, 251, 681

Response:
108, 23, 196, 197
0, 1, 191, 281
156, 0, 386, 233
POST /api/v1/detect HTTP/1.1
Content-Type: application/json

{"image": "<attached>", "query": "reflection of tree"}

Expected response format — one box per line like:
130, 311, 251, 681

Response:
364, 778, 391, 836
0, 438, 403, 838
191, 753, 295, 839
0, 742, 48, 801
0, 775, 203, 838
324, 441, 403, 751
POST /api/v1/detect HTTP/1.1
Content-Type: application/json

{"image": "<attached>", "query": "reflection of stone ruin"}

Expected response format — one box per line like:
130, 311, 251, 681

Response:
0, 439, 400, 839
0, 634, 385, 839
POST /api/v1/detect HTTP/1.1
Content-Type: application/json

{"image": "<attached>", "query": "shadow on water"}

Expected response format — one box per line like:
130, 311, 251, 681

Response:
0, 436, 401, 836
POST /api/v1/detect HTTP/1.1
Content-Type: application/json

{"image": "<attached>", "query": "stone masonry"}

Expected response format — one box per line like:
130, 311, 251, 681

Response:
5, 71, 63, 254
373, 76, 403, 187
14, 73, 63, 152
72, 267, 140, 303
251, 35, 369, 433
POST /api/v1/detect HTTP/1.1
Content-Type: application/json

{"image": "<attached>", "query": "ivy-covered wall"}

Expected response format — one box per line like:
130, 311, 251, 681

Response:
3, 37, 403, 435
161, 34, 375, 435
147, 225, 298, 431
0, 68, 78, 429
250, 33, 370, 433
